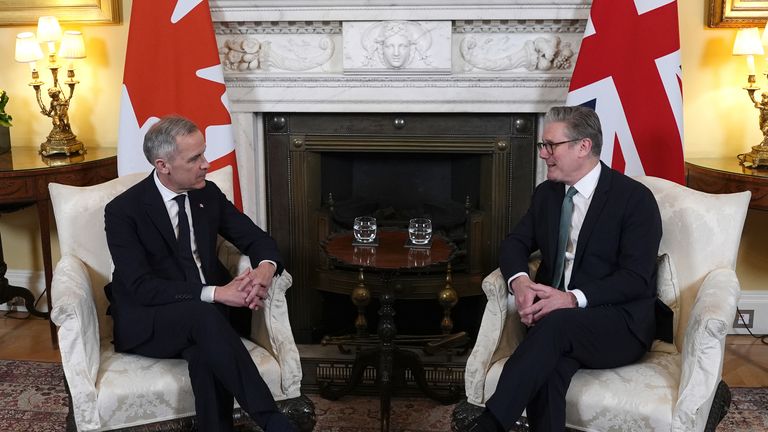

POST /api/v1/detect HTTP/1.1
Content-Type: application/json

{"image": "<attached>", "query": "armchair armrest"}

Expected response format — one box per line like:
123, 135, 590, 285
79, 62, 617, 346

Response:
465, 269, 526, 406
253, 271, 302, 399
672, 268, 740, 432
50, 255, 102, 431
216, 240, 303, 399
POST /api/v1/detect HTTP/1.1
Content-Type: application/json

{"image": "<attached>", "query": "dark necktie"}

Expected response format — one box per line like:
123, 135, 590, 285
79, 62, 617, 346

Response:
552, 186, 577, 290
173, 194, 201, 283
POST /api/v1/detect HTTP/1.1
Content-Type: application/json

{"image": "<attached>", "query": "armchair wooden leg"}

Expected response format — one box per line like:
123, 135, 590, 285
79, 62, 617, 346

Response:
277, 395, 316, 432
451, 399, 486, 432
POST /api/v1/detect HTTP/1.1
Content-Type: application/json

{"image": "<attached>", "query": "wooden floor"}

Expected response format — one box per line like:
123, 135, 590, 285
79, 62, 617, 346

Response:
1, 314, 767, 387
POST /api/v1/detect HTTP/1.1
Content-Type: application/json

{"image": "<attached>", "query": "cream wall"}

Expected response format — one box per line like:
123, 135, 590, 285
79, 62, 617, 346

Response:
680, 1, 765, 157
679, 1, 768, 293
0, 0, 764, 301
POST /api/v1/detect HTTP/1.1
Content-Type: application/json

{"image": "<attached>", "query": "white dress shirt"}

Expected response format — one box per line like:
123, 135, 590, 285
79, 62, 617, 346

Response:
153, 172, 216, 303
508, 162, 602, 308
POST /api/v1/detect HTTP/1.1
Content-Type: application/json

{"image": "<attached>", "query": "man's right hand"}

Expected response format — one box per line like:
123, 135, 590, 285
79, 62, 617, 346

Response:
510, 275, 538, 326
213, 273, 253, 308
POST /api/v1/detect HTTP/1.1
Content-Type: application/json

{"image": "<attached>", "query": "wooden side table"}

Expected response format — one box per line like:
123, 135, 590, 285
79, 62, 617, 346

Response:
0, 147, 117, 347
685, 158, 768, 211
320, 230, 463, 432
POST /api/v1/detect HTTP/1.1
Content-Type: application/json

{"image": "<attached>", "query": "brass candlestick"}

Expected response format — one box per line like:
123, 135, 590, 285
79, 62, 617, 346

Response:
739, 81, 768, 168
30, 62, 84, 157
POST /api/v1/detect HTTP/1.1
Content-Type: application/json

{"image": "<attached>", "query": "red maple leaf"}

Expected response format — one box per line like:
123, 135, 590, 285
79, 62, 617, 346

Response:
123, 0, 231, 132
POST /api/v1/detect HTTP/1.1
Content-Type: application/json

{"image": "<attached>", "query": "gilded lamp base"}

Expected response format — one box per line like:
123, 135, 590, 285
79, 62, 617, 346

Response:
738, 143, 768, 169
40, 128, 85, 157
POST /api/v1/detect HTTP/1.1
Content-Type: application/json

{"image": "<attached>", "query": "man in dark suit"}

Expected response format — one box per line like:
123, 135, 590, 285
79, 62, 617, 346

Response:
105, 116, 296, 432
469, 106, 662, 432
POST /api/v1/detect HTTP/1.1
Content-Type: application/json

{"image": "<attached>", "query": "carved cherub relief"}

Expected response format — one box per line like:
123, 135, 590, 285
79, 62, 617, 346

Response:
220, 36, 335, 72
460, 35, 575, 72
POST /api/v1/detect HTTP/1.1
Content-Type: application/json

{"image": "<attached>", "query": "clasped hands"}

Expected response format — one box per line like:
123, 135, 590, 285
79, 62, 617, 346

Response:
510, 275, 577, 327
214, 262, 276, 310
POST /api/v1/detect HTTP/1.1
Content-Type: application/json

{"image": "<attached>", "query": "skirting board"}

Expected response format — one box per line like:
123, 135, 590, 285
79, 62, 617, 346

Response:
730, 290, 768, 335
0, 269, 47, 312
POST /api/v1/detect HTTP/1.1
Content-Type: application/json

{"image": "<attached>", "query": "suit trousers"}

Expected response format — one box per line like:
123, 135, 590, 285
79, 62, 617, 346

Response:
124, 301, 283, 431
485, 307, 646, 432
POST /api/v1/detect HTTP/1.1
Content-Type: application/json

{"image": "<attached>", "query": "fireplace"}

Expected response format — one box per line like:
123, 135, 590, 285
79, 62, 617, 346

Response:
264, 113, 536, 343
212, 1, 585, 392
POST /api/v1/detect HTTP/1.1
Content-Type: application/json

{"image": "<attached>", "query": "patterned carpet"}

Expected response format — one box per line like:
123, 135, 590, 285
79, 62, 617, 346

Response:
0, 359, 765, 431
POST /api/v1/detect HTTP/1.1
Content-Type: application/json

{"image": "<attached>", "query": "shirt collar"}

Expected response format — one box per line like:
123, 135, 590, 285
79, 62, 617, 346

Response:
153, 170, 186, 203
569, 162, 601, 199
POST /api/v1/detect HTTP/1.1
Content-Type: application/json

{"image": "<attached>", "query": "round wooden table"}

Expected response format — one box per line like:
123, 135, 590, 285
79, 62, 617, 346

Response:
321, 230, 462, 432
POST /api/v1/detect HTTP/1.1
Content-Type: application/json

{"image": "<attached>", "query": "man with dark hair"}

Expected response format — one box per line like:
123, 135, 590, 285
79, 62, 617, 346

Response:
105, 116, 296, 431
470, 106, 662, 431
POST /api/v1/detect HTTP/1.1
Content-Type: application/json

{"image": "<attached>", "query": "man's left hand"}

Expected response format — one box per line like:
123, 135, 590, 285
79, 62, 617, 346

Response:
519, 284, 577, 323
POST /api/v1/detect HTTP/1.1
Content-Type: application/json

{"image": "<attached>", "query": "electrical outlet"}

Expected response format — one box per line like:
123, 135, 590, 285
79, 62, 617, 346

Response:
733, 309, 755, 329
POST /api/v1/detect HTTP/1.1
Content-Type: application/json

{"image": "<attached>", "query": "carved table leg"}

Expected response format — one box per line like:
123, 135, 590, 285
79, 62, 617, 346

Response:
438, 263, 458, 334
378, 272, 397, 432
319, 347, 378, 400
351, 268, 371, 338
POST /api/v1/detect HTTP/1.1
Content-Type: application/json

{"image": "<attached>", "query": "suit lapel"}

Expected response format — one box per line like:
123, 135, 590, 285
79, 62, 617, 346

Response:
574, 162, 612, 268
140, 174, 178, 252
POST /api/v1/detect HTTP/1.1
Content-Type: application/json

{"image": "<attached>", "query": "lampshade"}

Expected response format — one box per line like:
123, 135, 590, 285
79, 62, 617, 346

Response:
58, 31, 86, 59
733, 28, 765, 55
14, 32, 44, 63
762, 21, 768, 46
37, 16, 62, 43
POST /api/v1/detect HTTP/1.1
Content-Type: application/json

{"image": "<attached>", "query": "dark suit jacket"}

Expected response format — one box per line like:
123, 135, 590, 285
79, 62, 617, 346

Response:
104, 173, 282, 352
499, 162, 662, 349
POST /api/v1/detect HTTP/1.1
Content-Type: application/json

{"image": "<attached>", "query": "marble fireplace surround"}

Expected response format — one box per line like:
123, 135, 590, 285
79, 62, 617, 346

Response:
211, 0, 589, 222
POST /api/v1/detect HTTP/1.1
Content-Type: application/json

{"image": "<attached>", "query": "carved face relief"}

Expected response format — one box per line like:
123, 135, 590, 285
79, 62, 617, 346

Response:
382, 33, 412, 68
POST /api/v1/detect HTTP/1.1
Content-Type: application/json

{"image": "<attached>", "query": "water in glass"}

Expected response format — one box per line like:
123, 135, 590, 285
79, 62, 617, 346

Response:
408, 218, 432, 245
353, 216, 377, 243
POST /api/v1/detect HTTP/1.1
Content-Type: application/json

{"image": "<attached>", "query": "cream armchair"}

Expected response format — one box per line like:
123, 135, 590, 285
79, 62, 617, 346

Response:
48, 167, 315, 431
452, 176, 751, 432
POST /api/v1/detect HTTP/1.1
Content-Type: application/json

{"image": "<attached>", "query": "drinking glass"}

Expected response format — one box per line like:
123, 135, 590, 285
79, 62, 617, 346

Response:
353, 216, 377, 243
408, 217, 432, 245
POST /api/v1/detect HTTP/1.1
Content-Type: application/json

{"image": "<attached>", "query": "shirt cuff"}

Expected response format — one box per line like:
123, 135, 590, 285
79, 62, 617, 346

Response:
201, 285, 216, 303
258, 259, 277, 271
507, 272, 529, 294
568, 288, 587, 308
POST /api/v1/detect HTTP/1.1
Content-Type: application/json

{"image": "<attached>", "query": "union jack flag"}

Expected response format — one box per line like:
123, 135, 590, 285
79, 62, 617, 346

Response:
117, 0, 243, 208
566, 0, 684, 184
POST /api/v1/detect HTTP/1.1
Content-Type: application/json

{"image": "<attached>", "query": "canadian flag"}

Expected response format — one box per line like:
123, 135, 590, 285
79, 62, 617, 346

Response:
117, 0, 242, 208
566, 0, 685, 184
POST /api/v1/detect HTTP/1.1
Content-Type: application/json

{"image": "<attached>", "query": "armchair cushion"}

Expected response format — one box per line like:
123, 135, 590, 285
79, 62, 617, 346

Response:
651, 253, 680, 352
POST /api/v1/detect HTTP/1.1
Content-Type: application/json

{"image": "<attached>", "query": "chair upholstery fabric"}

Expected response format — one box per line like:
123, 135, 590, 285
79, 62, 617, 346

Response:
49, 167, 304, 431
460, 176, 750, 432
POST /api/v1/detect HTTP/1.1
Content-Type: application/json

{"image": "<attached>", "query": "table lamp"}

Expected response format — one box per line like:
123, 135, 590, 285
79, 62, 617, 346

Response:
734, 27, 768, 168
14, 16, 86, 158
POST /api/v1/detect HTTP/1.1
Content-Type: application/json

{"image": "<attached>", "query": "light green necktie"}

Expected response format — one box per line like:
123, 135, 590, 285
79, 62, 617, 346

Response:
552, 186, 577, 290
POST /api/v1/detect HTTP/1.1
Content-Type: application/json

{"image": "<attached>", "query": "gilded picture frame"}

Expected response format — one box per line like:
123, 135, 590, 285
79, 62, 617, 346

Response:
710, 0, 768, 27
0, 0, 121, 26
